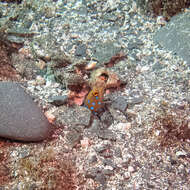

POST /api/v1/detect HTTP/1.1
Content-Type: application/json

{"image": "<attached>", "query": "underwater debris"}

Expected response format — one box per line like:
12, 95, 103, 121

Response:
150, 103, 190, 148
148, 0, 190, 20
89, 67, 121, 89
104, 52, 127, 68
85, 61, 97, 70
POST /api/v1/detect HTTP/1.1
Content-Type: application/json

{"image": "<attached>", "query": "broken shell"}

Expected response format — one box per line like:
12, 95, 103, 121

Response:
106, 71, 120, 88
157, 16, 167, 26
89, 67, 108, 87
85, 61, 97, 70
90, 67, 120, 89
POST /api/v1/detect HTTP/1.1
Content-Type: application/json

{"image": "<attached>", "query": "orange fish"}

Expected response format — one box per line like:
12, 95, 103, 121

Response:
84, 86, 105, 114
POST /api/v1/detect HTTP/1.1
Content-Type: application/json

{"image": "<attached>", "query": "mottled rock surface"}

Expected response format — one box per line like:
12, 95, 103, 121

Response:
154, 12, 190, 65
0, 82, 52, 141
53, 105, 91, 127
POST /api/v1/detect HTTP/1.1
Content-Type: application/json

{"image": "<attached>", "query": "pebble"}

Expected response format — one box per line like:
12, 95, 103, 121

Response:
80, 137, 91, 148
0, 82, 52, 141
84, 118, 101, 137
156, 16, 167, 26
124, 172, 130, 179
176, 151, 187, 158
128, 166, 135, 173
44, 110, 56, 124
102, 159, 117, 169
35, 75, 46, 85
85, 61, 97, 70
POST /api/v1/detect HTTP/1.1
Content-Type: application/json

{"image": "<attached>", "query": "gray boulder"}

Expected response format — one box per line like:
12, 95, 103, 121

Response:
154, 12, 190, 65
0, 82, 52, 141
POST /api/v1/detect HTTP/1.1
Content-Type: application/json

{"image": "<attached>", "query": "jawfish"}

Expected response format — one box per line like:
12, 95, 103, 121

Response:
84, 86, 105, 114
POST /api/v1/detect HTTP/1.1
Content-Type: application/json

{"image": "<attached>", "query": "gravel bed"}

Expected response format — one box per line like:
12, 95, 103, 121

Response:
1, 0, 190, 189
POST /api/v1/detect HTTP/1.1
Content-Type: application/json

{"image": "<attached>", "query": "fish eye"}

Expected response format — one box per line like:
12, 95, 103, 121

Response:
93, 91, 98, 96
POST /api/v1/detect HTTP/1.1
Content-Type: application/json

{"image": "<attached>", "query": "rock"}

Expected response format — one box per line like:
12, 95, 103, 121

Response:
108, 107, 128, 123
102, 159, 117, 169
95, 173, 107, 185
95, 143, 111, 154
154, 12, 190, 65
128, 97, 144, 105
100, 111, 114, 128
65, 130, 82, 148
88, 154, 98, 164
114, 147, 122, 158
75, 44, 87, 57
127, 38, 143, 50
48, 95, 68, 106
84, 118, 101, 137
53, 105, 91, 127
92, 41, 122, 63
128, 166, 135, 173
176, 151, 187, 158
111, 96, 128, 112
102, 168, 114, 176
85, 167, 101, 179
0, 82, 52, 141
11, 53, 40, 80
98, 129, 116, 141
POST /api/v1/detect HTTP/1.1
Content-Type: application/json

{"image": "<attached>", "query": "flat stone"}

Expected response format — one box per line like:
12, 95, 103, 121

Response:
53, 105, 91, 127
48, 95, 68, 106
0, 82, 52, 141
154, 12, 190, 65
92, 41, 122, 63
111, 96, 128, 112
97, 129, 116, 141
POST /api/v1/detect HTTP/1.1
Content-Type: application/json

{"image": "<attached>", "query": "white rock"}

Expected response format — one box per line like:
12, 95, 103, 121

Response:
128, 166, 135, 173
176, 151, 187, 157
